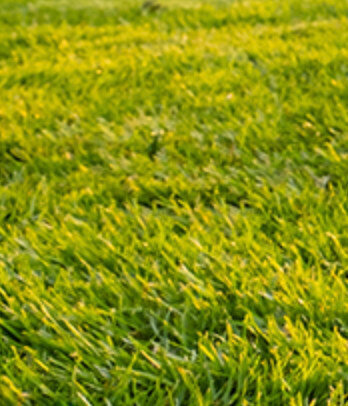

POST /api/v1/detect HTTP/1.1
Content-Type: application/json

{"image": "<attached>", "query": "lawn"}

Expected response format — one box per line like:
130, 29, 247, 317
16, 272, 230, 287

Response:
0, 0, 348, 404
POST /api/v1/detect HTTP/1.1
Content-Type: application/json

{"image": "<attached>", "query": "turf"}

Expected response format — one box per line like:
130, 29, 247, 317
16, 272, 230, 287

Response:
1, 0, 348, 404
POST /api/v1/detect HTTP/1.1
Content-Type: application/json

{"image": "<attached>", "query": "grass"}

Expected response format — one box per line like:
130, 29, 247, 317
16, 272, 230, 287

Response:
1, 0, 348, 404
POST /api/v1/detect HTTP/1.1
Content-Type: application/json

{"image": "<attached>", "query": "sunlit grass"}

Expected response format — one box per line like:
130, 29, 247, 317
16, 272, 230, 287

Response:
1, 0, 348, 404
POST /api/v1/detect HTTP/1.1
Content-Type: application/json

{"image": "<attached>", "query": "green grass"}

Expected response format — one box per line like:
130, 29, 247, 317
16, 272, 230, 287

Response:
1, 0, 348, 404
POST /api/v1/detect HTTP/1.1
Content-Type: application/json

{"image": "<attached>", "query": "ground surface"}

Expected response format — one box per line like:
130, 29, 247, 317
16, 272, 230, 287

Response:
0, 0, 348, 404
